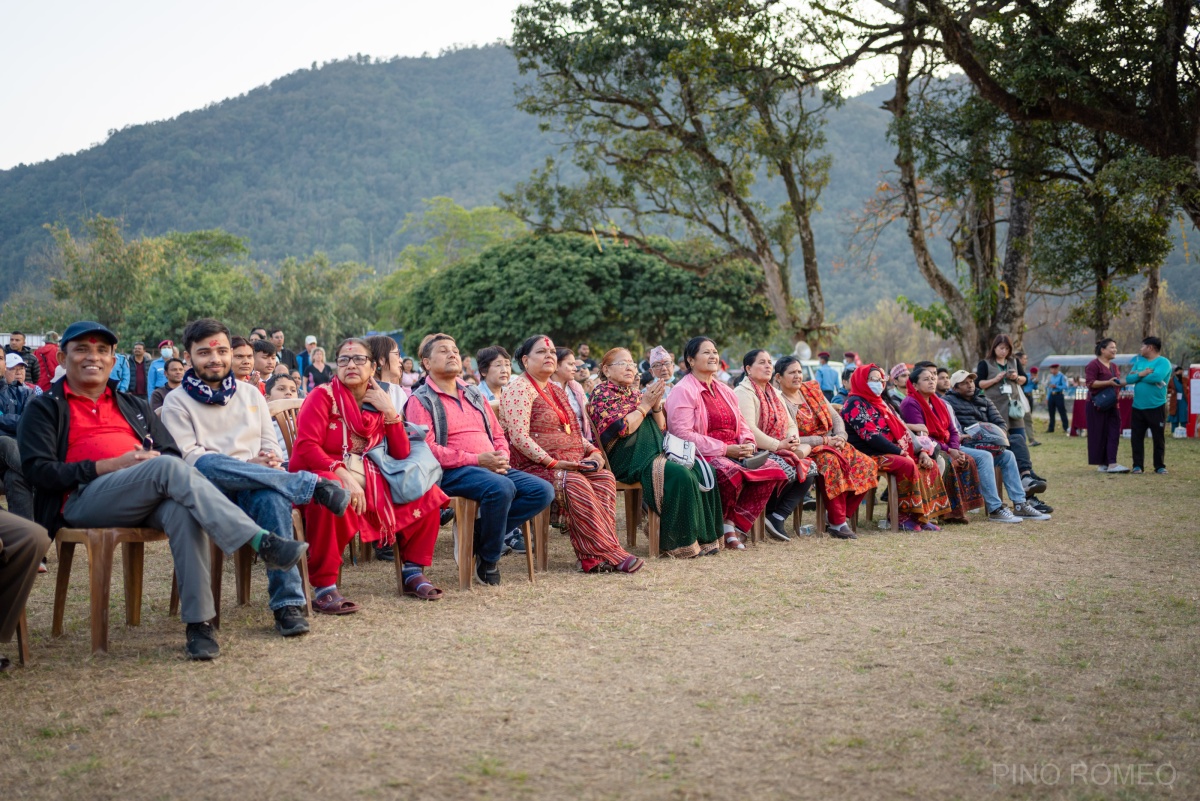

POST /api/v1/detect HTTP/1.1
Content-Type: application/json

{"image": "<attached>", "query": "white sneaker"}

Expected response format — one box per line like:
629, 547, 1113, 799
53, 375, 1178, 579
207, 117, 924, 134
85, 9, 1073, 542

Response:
987, 506, 1023, 524
1107, 464, 1131, 474
1012, 502, 1051, 521
1097, 466, 1108, 472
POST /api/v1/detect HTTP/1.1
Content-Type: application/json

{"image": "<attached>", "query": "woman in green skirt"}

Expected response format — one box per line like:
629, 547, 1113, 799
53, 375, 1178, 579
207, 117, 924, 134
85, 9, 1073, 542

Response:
589, 347, 723, 558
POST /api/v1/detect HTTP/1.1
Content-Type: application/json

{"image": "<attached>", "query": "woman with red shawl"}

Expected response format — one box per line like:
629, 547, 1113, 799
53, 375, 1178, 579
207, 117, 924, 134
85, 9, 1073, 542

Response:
773, 356, 879, 538
840, 364, 950, 531
898, 364, 984, 523
290, 338, 448, 613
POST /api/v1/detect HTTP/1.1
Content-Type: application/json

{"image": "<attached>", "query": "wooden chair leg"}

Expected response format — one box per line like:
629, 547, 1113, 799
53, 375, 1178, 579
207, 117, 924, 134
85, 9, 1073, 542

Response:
455, 498, 476, 591
293, 510, 312, 616
85, 531, 115, 656
234, 543, 253, 606
995, 466, 1004, 502
169, 572, 180, 617
622, 489, 641, 549
887, 474, 901, 532
52, 540, 76, 638
534, 511, 549, 572
646, 510, 660, 557
209, 542, 226, 629
522, 520, 536, 583
121, 541, 145, 627
16, 608, 30, 666
750, 515, 763, 546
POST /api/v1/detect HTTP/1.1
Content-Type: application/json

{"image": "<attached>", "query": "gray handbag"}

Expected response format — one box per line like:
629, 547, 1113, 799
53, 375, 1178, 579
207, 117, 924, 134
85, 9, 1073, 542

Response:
365, 423, 443, 505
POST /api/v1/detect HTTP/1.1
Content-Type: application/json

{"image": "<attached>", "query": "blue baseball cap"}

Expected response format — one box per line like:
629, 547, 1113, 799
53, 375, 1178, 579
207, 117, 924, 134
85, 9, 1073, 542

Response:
60, 321, 118, 347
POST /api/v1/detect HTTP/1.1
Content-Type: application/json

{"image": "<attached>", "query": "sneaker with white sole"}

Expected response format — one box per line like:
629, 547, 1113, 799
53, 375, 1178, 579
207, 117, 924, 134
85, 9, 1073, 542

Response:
987, 506, 1022, 524
1021, 474, 1048, 495
1012, 501, 1051, 520
1107, 464, 1131, 474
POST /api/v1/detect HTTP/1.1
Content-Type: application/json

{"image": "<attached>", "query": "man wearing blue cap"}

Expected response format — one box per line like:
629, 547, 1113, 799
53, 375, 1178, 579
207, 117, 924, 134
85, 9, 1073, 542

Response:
17, 321, 309, 660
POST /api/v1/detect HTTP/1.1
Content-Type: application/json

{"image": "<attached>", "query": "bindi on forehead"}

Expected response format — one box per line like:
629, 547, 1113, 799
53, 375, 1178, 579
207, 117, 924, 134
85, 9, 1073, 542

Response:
209, 339, 219, 347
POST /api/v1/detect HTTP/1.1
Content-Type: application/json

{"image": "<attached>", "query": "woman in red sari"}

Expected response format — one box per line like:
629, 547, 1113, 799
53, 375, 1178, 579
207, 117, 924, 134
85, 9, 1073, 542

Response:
500, 334, 642, 574
290, 338, 448, 612
774, 356, 878, 538
840, 363, 950, 531
664, 337, 787, 549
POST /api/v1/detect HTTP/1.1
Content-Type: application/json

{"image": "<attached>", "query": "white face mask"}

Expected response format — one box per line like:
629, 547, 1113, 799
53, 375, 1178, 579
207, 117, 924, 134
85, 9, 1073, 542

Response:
160, 347, 173, 359
867, 380, 885, 396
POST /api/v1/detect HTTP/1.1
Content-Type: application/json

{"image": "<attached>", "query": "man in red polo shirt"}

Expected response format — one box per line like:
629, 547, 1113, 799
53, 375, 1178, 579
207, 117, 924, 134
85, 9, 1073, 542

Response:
17, 321, 308, 660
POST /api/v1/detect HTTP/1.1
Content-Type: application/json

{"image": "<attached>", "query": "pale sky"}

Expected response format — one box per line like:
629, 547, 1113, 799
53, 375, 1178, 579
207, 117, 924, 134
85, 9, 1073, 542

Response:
0, 0, 524, 170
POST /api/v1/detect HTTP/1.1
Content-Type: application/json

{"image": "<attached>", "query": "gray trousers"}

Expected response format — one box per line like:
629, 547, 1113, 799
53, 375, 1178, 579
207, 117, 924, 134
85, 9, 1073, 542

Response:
0, 509, 50, 642
62, 457, 261, 624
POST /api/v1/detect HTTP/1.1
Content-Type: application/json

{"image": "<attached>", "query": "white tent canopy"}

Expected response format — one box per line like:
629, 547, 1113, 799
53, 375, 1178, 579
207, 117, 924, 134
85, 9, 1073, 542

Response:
1037, 354, 1138, 369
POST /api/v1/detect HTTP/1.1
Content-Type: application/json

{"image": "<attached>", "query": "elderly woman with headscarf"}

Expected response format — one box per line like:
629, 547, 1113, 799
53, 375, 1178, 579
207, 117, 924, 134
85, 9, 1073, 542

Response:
734, 349, 817, 541
841, 364, 950, 532
664, 337, 788, 549
500, 334, 642, 573
774, 355, 878, 538
899, 363, 984, 523
589, 348, 723, 558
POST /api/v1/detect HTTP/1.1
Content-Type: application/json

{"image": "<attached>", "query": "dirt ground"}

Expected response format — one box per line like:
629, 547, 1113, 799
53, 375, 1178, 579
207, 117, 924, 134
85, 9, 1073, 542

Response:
2, 433, 1197, 800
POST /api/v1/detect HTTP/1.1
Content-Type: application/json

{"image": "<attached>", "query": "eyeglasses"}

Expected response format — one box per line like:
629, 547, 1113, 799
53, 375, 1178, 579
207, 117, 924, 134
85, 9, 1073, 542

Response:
336, 355, 370, 366
610, 361, 636, 368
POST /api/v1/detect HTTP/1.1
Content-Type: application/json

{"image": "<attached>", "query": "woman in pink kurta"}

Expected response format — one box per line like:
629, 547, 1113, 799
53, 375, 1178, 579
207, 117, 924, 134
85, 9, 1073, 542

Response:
290, 338, 448, 612
500, 335, 642, 574
664, 337, 787, 549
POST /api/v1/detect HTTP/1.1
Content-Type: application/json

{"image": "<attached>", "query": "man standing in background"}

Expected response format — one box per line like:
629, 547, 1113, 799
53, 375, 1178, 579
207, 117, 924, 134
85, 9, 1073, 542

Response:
1125, 336, 1172, 474
815, 352, 839, 401
270, 329, 297, 372
4, 333, 38, 388
1044, 364, 1070, 434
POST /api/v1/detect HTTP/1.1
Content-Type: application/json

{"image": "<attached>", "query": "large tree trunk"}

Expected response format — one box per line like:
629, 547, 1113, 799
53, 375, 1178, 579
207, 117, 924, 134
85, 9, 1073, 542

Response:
888, 36, 982, 361
1093, 263, 1111, 340
1141, 260, 1160, 339
998, 184, 1035, 345
755, 249, 801, 342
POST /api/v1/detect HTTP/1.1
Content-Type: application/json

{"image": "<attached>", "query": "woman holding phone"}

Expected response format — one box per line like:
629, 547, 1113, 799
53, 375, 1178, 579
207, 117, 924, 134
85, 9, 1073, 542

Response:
500, 334, 642, 574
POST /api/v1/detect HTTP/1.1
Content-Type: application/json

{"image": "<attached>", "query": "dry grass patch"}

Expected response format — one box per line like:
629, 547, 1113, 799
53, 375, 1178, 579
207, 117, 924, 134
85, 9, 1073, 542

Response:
2, 434, 1198, 799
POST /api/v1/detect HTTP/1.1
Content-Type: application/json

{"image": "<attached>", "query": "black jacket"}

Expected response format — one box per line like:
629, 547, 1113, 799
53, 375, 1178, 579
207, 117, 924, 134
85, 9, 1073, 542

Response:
943, 389, 1007, 431
5, 344, 39, 385
16, 378, 182, 534
0, 378, 36, 436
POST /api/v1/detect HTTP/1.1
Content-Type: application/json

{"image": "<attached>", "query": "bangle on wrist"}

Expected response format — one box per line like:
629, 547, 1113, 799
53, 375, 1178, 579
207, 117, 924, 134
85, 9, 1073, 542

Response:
547, 459, 559, 469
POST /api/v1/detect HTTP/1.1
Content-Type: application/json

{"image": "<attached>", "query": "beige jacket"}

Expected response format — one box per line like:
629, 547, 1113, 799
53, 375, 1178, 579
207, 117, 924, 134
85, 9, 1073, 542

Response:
161, 382, 281, 465
733, 380, 798, 451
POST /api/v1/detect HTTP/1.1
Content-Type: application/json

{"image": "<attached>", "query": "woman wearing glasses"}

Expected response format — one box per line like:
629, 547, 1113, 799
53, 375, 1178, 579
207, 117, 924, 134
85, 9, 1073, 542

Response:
589, 348, 723, 558
289, 338, 449, 613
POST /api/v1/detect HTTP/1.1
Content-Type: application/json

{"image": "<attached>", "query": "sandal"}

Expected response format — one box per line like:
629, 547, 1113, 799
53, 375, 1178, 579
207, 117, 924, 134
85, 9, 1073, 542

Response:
616, 555, 644, 574
403, 572, 444, 601
724, 534, 745, 550
312, 590, 361, 615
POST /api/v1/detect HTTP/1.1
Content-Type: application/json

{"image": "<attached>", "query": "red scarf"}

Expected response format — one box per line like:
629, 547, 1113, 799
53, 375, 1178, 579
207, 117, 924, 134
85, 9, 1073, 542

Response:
905, 379, 951, 445
328, 379, 396, 539
848, 363, 909, 444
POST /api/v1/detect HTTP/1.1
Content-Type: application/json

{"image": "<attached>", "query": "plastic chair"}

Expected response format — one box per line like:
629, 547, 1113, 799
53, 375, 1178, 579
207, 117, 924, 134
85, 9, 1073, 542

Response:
52, 527, 169, 655
860, 473, 901, 532
450, 496, 535, 589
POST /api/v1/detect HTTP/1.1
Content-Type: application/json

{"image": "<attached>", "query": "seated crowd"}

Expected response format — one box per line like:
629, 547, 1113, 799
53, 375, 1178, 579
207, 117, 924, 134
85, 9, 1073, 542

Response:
0, 320, 1054, 666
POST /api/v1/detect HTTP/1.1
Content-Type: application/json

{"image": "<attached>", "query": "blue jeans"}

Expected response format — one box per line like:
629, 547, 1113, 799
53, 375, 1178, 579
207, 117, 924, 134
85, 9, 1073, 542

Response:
193, 454, 316, 611
960, 446, 1025, 511
438, 466, 554, 563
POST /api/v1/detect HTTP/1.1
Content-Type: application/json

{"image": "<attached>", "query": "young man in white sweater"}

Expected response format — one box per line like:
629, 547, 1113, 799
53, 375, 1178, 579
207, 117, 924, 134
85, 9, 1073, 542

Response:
161, 318, 350, 637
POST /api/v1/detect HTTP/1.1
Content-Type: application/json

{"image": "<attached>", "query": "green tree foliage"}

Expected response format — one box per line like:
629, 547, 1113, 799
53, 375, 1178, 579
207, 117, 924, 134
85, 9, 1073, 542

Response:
47, 215, 169, 338
255, 254, 381, 348
507, 0, 846, 343
394, 234, 772, 356
376, 197, 526, 326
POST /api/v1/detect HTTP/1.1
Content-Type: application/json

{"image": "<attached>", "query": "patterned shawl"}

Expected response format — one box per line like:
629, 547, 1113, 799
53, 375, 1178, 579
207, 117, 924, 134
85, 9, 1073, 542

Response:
589, 380, 640, 450
180, 368, 238, 405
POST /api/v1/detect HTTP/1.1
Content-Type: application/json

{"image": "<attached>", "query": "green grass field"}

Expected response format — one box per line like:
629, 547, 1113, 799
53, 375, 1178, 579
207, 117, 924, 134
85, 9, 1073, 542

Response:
2, 432, 1197, 800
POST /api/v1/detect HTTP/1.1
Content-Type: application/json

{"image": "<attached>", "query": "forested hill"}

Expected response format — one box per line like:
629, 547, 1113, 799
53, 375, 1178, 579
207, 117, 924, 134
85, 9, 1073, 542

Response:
0, 44, 1190, 316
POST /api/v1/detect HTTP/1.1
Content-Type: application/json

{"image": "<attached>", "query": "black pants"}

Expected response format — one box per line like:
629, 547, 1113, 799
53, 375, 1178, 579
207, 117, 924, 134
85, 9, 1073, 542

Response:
767, 470, 816, 521
1046, 394, 1069, 432
1130, 405, 1166, 471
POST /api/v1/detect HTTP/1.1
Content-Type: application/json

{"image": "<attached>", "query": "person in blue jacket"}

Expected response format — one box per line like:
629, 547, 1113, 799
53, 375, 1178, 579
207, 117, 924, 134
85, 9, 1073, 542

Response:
1124, 336, 1172, 474
109, 351, 130, 391
146, 339, 174, 400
